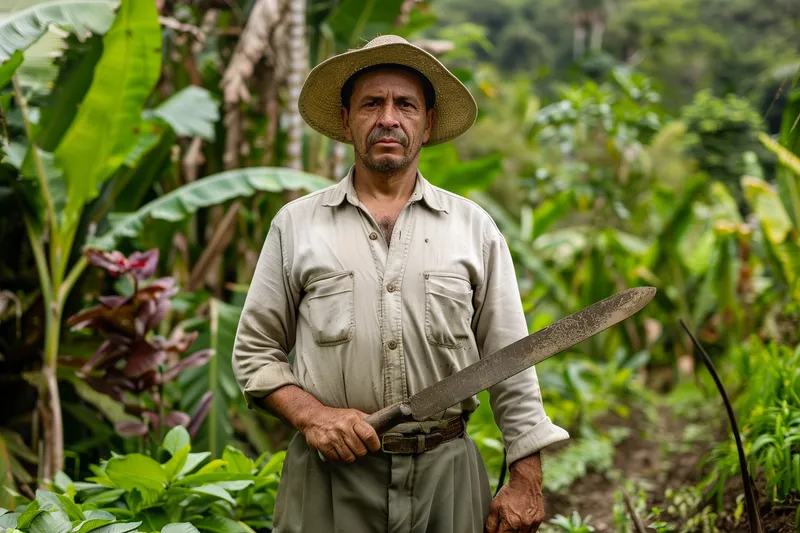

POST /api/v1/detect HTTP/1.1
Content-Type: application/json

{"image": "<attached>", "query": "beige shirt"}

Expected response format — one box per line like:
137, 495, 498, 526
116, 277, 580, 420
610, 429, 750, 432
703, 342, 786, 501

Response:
232, 167, 569, 464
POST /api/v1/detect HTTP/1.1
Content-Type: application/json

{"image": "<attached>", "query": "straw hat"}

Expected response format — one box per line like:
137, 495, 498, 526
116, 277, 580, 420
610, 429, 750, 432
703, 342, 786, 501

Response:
298, 34, 478, 147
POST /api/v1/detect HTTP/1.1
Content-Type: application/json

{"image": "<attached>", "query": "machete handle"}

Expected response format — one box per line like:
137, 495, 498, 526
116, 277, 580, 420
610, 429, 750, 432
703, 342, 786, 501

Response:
364, 403, 414, 435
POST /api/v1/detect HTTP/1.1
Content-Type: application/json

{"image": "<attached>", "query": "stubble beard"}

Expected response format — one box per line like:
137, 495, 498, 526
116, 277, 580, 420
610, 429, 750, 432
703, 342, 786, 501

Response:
355, 127, 421, 173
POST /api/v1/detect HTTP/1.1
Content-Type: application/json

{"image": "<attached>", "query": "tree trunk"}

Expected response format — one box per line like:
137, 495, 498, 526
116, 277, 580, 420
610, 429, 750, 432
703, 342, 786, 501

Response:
572, 24, 586, 59
589, 10, 605, 52
285, 0, 307, 192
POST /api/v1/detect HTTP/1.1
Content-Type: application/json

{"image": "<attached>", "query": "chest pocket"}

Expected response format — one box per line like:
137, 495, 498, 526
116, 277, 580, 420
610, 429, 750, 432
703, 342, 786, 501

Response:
305, 270, 355, 346
424, 272, 474, 348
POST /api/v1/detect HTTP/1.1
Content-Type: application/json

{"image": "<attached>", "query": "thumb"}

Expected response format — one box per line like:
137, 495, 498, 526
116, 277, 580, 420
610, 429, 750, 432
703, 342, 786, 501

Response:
485, 502, 501, 533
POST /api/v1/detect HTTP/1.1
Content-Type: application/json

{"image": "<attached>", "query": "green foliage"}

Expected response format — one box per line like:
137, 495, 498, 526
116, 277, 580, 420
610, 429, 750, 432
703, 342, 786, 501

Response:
0, 426, 284, 532
542, 511, 596, 533
701, 337, 800, 504
53, 0, 161, 243
0, 0, 118, 62
679, 90, 768, 202
90, 167, 333, 251
541, 431, 623, 494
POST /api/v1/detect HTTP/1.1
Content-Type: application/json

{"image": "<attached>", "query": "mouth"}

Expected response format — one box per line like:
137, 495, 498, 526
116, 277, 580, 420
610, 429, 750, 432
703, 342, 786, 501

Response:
374, 138, 401, 146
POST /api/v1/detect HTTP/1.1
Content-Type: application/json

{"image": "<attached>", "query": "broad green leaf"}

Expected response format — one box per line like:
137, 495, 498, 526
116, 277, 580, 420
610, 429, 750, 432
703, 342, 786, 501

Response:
35, 34, 103, 151
163, 445, 189, 481
32, 490, 69, 516
72, 519, 116, 533
82, 489, 125, 506
88, 522, 142, 533
760, 130, 800, 230
325, 0, 404, 51
54, 494, 84, 522
0, 50, 22, 89
147, 86, 219, 141
15, 499, 42, 528
215, 480, 254, 491
162, 524, 201, 533
257, 451, 286, 477
15, 27, 68, 93
105, 454, 168, 503
54, 471, 72, 492
192, 516, 250, 533
173, 472, 256, 488
222, 446, 252, 475
53, 0, 161, 243
28, 510, 71, 533
189, 484, 235, 505
163, 426, 191, 456
84, 511, 116, 521
178, 452, 211, 478
89, 167, 333, 250
0, 0, 118, 61
0, 511, 19, 528
742, 176, 793, 243
761, 132, 800, 177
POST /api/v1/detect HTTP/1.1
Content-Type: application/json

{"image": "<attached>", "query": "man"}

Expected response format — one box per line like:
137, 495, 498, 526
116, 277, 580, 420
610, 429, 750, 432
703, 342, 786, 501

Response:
232, 35, 569, 533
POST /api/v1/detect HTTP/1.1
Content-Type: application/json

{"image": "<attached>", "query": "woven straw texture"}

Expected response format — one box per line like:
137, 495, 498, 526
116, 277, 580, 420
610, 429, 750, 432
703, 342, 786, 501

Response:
298, 35, 478, 146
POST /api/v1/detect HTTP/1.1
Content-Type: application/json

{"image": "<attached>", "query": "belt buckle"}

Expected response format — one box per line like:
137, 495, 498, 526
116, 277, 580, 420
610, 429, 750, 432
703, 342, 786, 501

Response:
380, 432, 404, 454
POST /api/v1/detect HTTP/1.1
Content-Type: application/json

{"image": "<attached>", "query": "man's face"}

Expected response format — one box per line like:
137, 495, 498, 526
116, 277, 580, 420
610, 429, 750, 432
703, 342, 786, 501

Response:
341, 68, 435, 173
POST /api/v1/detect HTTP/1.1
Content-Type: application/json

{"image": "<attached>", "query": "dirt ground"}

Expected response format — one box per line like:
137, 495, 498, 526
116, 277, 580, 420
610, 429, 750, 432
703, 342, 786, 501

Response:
541, 404, 798, 532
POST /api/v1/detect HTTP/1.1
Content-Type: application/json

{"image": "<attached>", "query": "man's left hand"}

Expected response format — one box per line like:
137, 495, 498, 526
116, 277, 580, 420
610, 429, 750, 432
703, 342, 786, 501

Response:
485, 453, 545, 533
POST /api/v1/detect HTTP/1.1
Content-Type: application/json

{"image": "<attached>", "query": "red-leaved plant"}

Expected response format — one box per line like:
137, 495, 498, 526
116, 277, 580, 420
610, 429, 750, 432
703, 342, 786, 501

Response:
67, 248, 213, 445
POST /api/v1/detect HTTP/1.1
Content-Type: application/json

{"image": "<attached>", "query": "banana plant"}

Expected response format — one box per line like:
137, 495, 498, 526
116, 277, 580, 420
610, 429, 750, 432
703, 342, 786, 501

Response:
1, 0, 333, 483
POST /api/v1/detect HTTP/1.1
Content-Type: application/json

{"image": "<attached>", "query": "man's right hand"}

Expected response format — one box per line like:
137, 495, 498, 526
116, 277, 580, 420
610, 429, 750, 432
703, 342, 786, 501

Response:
261, 385, 381, 462
298, 405, 381, 462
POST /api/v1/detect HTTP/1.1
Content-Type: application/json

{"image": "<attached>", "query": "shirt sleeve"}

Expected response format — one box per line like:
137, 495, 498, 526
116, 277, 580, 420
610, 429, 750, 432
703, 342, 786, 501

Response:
472, 224, 570, 465
232, 218, 302, 411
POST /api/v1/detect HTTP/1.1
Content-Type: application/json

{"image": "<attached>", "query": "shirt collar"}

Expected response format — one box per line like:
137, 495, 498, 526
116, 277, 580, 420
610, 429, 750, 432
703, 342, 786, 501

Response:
322, 166, 448, 214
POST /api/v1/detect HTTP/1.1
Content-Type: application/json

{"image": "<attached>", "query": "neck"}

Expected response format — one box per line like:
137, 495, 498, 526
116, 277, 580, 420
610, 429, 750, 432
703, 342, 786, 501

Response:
352, 159, 418, 203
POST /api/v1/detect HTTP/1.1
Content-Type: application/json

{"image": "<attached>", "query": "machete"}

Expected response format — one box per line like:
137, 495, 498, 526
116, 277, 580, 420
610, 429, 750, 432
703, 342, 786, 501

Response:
364, 286, 656, 435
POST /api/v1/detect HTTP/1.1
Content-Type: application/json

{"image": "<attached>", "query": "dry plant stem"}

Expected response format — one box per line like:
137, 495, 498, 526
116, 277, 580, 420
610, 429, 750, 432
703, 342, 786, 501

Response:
622, 488, 647, 533
679, 319, 763, 533
187, 200, 241, 291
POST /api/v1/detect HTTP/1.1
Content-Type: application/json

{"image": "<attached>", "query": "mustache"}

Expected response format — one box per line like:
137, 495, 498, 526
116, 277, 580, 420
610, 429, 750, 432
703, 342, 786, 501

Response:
368, 127, 408, 147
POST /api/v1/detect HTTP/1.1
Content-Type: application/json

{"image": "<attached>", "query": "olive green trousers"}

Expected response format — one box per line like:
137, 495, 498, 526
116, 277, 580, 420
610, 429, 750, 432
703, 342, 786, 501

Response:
272, 432, 494, 533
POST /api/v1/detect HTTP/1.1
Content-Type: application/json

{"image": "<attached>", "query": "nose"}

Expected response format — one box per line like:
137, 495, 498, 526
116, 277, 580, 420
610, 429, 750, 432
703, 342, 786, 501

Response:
377, 102, 400, 129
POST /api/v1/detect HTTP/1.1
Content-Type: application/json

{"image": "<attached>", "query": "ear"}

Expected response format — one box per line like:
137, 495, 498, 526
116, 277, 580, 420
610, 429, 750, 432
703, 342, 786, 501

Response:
341, 106, 353, 141
422, 107, 436, 144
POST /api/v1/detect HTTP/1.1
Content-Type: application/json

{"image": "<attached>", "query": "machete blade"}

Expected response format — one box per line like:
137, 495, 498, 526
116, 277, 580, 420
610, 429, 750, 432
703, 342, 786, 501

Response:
406, 286, 656, 421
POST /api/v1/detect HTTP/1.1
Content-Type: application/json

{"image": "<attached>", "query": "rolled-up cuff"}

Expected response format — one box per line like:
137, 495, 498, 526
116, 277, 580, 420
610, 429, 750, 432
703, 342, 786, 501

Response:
505, 416, 570, 464
242, 361, 301, 411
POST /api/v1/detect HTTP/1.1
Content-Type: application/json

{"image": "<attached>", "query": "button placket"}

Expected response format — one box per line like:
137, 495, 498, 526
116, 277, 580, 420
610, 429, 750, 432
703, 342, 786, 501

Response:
381, 205, 416, 407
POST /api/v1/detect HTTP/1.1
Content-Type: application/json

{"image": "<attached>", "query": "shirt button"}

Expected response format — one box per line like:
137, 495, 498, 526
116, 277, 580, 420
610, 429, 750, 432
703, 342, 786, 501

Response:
387, 283, 396, 292
369, 232, 378, 240
388, 340, 398, 350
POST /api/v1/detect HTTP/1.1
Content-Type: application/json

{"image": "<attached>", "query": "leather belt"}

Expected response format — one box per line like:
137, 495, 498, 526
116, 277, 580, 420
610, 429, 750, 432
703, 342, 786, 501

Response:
380, 416, 465, 454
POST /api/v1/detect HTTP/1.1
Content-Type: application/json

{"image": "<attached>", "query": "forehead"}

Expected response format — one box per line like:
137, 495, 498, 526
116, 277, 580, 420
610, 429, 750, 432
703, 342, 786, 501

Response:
352, 68, 425, 98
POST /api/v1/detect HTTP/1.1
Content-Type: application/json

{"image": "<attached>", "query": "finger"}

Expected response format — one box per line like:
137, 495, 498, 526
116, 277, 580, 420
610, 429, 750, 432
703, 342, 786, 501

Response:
495, 521, 513, 533
353, 420, 381, 452
342, 427, 368, 457
485, 505, 501, 533
319, 443, 340, 462
331, 439, 356, 462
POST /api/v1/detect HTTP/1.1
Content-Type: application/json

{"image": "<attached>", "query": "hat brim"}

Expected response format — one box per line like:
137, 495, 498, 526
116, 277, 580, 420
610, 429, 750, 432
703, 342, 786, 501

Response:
298, 41, 477, 147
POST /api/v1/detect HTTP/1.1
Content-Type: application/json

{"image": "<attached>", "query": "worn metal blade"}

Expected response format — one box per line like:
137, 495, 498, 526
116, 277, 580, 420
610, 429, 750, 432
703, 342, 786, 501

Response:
407, 286, 657, 421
